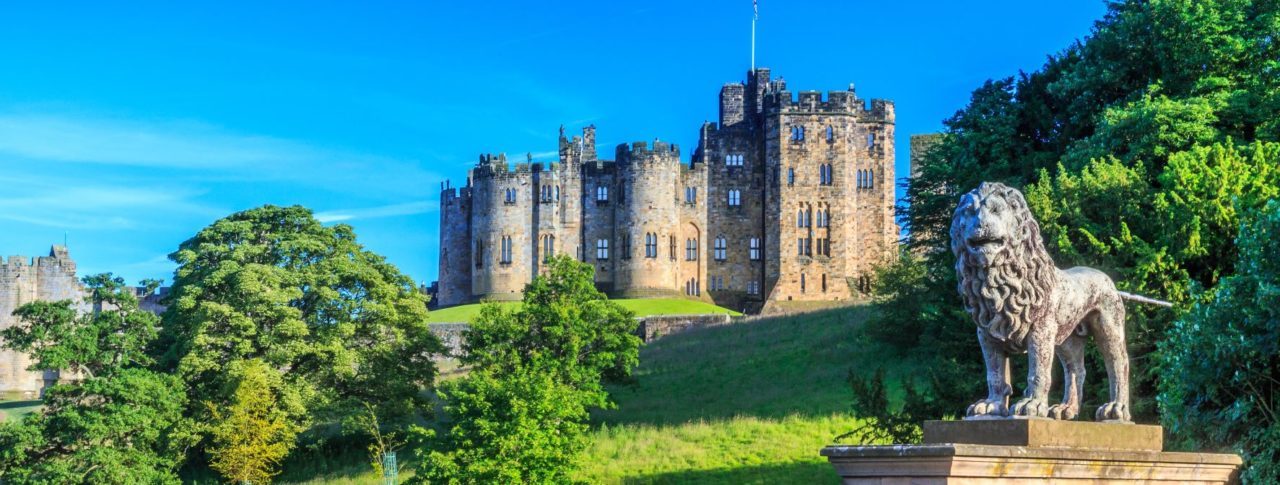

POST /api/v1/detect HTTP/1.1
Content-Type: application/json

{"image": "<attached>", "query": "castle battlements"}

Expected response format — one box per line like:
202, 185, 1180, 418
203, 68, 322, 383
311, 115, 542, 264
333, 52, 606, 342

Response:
436, 67, 899, 313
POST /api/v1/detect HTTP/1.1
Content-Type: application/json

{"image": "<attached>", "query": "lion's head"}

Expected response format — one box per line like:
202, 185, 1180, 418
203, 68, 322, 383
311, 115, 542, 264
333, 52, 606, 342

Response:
950, 182, 1057, 350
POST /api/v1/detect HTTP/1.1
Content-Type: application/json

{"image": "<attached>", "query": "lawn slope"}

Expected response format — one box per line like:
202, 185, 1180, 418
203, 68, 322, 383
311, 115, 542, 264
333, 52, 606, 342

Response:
579, 304, 901, 484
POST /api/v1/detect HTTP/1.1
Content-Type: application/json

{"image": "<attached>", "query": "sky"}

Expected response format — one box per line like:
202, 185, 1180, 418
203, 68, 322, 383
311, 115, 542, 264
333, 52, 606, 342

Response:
0, 0, 1108, 286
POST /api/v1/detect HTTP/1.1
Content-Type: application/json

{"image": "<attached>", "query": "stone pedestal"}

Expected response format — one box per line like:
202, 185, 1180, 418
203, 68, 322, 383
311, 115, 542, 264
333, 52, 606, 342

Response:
821, 420, 1242, 484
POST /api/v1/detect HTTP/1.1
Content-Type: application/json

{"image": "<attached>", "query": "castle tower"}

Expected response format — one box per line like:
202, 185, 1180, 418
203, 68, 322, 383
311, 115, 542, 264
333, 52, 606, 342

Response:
436, 181, 473, 307
467, 153, 533, 301
613, 141, 685, 297
0, 246, 89, 395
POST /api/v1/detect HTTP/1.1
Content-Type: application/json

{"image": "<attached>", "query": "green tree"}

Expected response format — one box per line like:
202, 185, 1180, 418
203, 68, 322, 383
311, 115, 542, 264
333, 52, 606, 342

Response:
3, 273, 159, 379
415, 256, 641, 483
1158, 201, 1280, 483
0, 275, 193, 483
157, 205, 443, 447
206, 359, 297, 484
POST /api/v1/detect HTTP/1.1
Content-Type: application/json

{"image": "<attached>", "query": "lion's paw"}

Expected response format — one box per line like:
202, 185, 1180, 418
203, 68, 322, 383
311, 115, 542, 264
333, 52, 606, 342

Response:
1095, 401, 1130, 422
1010, 398, 1049, 418
1047, 403, 1078, 420
965, 399, 1007, 418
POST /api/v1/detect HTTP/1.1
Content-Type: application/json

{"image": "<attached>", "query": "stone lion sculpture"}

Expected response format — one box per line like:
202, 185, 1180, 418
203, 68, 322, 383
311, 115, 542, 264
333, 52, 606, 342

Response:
950, 182, 1167, 423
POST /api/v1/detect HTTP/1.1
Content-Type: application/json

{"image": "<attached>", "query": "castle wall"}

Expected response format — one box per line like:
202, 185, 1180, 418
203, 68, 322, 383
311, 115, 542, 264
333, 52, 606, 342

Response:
701, 119, 767, 312
581, 162, 617, 290
0, 247, 89, 395
469, 155, 534, 301
436, 186, 473, 307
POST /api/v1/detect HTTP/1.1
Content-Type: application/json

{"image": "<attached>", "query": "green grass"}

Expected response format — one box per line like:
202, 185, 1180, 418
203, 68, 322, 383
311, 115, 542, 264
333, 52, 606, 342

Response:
0, 391, 43, 424
578, 304, 906, 484
426, 298, 742, 324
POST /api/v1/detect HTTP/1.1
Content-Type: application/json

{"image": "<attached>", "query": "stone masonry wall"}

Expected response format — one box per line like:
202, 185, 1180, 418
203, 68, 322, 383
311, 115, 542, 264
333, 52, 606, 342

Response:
0, 247, 88, 395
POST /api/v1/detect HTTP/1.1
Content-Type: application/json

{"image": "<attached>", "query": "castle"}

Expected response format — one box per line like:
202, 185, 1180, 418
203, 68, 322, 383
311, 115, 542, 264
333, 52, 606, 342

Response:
0, 246, 166, 395
435, 68, 897, 313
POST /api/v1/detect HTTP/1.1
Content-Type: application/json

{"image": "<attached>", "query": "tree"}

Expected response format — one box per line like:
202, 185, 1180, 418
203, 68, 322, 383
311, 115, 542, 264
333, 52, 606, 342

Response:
3, 273, 159, 379
0, 370, 192, 484
157, 205, 443, 446
0, 275, 193, 484
414, 256, 641, 483
206, 359, 297, 484
1158, 201, 1280, 483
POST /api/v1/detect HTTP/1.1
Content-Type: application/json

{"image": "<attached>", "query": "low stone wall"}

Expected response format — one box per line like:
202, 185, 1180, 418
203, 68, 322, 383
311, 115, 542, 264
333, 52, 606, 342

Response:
428, 313, 735, 361
635, 313, 733, 342
428, 323, 469, 359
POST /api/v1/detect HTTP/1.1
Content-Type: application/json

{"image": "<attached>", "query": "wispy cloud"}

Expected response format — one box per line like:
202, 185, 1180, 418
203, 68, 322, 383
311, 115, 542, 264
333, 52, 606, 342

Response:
314, 201, 438, 223
0, 114, 324, 169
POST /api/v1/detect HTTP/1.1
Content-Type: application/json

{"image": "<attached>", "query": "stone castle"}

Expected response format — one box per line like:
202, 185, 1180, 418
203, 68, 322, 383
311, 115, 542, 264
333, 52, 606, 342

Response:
0, 246, 166, 395
435, 68, 897, 313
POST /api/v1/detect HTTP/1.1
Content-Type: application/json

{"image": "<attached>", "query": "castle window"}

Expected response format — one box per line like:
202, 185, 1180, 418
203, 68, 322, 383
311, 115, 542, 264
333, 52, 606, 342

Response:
822, 274, 828, 292
474, 240, 484, 269
500, 236, 512, 264
826, 125, 835, 142
685, 187, 697, 204
555, 185, 560, 201
787, 168, 795, 186
820, 164, 834, 186
596, 239, 609, 260
857, 170, 864, 188
727, 189, 741, 207
713, 236, 727, 261
543, 235, 555, 262
725, 154, 744, 167
797, 209, 805, 228
686, 238, 698, 261
670, 235, 676, 261
621, 236, 631, 260
867, 169, 874, 188
749, 237, 760, 260
596, 186, 609, 202
645, 233, 658, 258
747, 280, 759, 295
504, 188, 517, 204
867, 133, 876, 148
797, 238, 804, 256
800, 273, 806, 293
790, 125, 806, 142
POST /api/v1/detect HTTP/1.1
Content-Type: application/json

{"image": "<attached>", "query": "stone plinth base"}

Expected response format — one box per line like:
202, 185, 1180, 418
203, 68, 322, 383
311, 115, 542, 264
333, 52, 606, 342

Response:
822, 420, 1241, 484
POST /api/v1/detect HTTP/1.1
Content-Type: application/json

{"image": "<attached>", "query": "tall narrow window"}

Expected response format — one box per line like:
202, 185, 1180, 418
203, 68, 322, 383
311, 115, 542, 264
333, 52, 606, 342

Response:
685, 187, 697, 204
474, 240, 484, 269
596, 239, 609, 260
787, 168, 795, 186
822, 274, 828, 292
728, 189, 741, 207
867, 133, 875, 148
826, 125, 835, 142
543, 235, 555, 262
500, 235, 512, 264
749, 237, 761, 260
797, 238, 804, 256
621, 236, 631, 259
714, 236, 727, 261
806, 207, 813, 227
645, 233, 658, 258
670, 235, 676, 261
867, 169, 874, 188
801, 273, 807, 293
555, 185, 560, 201
797, 209, 805, 228
686, 238, 698, 261
596, 186, 608, 202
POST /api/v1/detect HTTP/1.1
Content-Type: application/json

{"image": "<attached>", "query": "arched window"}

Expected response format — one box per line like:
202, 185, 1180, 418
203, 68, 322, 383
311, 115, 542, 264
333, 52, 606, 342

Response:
787, 168, 795, 186
596, 186, 608, 202
867, 169, 874, 188
749, 237, 761, 260
806, 207, 813, 227
797, 209, 805, 228
867, 133, 875, 148
555, 185, 560, 201
817, 209, 825, 228
728, 189, 741, 207
543, 235, 555, 262
714, 236, 727, 261
596, 239, 609, 260
826, 125, 835, 142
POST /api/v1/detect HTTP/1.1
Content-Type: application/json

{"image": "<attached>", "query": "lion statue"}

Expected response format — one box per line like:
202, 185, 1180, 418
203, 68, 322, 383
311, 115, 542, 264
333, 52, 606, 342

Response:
950, 182, 1165, 423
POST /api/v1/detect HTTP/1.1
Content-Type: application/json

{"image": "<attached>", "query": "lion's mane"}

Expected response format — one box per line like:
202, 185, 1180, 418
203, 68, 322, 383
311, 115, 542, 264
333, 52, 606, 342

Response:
951, 183, 1058, 352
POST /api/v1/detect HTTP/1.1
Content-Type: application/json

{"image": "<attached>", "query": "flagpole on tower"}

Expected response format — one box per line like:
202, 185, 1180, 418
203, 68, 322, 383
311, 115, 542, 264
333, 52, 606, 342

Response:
751, 0, 758, 70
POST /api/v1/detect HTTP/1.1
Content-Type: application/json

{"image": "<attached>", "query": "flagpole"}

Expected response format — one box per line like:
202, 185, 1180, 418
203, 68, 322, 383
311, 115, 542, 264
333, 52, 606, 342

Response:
751, 4, 756, 70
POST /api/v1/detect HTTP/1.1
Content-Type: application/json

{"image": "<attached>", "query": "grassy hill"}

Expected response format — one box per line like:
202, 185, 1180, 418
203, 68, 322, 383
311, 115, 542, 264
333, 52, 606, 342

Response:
426, 298, 742, 324
577, 304, 906, 484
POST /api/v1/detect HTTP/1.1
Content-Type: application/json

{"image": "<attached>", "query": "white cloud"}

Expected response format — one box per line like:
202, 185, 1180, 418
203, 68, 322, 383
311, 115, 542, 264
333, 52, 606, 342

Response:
315, 200, 438, 223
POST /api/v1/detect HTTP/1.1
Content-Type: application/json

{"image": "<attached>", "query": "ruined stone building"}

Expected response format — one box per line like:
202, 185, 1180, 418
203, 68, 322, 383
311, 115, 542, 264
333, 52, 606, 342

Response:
0, 246, 166, 396
436, 68, 897, 313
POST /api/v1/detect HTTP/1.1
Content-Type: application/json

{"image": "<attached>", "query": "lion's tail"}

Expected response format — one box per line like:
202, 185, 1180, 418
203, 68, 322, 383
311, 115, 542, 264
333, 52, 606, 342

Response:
1117, 291, 1173, 308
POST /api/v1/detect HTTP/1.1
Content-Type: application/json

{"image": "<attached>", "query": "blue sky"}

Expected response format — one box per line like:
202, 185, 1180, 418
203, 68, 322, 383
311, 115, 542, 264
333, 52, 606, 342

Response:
0, 1, 1106, 285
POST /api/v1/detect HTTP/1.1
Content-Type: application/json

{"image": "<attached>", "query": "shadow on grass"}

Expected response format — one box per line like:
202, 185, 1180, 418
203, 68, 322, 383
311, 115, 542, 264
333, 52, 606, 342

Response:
621, 461, 838, 484
594, 304, 904, 428
0, 400, 40, 411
